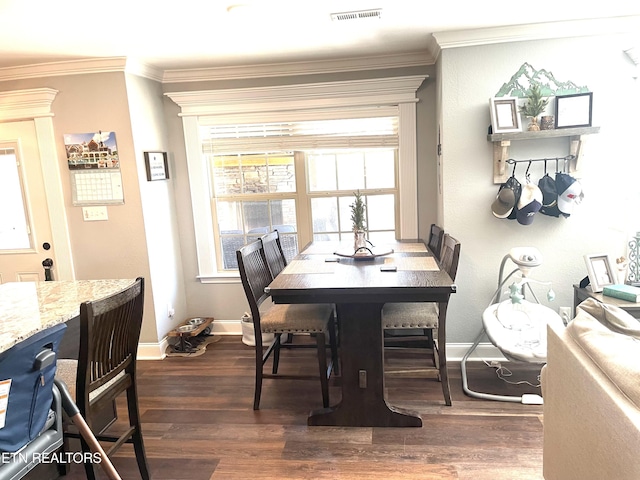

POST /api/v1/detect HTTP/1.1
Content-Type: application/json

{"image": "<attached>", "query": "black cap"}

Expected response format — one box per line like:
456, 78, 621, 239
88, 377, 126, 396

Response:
538, 174, 560, 217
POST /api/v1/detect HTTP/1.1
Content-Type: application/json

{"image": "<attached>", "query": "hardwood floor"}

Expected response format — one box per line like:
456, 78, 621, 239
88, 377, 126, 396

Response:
46, 336, 544, 479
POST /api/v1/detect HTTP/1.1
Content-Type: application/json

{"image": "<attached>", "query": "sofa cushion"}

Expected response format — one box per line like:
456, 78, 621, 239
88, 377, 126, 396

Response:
568, 298, 640, 409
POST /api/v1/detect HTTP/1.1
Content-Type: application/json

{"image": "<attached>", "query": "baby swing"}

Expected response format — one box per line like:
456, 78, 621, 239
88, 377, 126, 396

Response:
461, 247, 563, 404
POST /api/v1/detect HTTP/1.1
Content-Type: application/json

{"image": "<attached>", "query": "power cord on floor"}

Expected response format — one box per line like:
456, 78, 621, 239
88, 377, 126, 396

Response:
483, 360, 541, 388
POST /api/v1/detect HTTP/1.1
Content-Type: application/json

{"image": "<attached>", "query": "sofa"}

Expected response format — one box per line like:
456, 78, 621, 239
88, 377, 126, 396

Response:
541, 298, 640, 480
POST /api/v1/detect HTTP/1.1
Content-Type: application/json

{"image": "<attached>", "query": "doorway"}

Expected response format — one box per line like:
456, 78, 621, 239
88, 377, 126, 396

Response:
0, 121, 56, 282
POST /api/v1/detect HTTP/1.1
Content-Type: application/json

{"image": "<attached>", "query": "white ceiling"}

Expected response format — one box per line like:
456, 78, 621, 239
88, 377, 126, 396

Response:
1, 1, 639, 71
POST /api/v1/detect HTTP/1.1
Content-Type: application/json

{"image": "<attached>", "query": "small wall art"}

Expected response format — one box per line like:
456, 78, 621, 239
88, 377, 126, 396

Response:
555, 92, 593, 129
144, 152, 169, 181
489, 97, 522, 133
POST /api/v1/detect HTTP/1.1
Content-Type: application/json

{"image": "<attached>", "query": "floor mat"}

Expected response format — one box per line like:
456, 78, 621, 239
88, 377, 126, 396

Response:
165, 334, 221, 358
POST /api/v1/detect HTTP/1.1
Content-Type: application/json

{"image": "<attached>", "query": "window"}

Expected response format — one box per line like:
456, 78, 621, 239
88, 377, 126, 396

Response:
202, 115, 400, 269
208, 152, 299, 269
167, 75, 425, 281
207, 147, 397, 269
0, 146, 31, 251
307, 149, 396, 244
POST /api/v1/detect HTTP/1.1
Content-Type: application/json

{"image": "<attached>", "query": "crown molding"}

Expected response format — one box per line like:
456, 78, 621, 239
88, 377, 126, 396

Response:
0, 51, 432, 85
166, 75, 427, 117
0, 57, 163, 83
434, 15, 640, 49
161, 51, 434, 83
0, 88, 58, 121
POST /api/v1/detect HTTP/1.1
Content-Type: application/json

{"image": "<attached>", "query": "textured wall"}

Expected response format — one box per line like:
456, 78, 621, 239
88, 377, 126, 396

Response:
440, 35, 640, 343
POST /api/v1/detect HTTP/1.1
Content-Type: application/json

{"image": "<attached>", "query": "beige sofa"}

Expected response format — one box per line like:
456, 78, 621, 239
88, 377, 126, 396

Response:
541, 298, 640, 480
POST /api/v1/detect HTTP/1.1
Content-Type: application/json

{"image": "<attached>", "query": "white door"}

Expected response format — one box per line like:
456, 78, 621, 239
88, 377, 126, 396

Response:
0, 121, 56, 283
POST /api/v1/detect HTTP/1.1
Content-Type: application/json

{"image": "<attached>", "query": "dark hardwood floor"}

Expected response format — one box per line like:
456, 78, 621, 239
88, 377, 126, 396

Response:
45, 336, 544, 480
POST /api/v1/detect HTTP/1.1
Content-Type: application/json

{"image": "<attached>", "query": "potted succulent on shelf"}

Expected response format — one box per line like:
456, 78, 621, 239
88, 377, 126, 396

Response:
350, 190, 367, 252
519, 84, 549, 131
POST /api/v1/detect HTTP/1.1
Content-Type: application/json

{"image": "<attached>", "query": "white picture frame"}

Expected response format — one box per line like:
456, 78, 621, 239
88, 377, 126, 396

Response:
583, 253, 617, 292
490, 97, 522, 134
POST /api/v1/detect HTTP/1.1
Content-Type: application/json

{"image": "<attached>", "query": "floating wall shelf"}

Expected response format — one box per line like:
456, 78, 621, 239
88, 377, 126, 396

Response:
488, 126, 600, 183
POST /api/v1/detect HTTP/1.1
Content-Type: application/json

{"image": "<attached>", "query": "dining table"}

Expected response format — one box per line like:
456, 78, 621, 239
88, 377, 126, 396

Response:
266, 240, 456, 427
0, 279, 137, 354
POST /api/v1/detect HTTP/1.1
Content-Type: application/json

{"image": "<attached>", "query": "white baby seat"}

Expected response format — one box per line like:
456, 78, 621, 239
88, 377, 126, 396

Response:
461, 247, 563, 404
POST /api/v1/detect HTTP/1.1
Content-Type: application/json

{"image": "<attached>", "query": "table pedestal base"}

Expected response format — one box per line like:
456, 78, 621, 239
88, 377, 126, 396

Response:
307, 302, 422, 427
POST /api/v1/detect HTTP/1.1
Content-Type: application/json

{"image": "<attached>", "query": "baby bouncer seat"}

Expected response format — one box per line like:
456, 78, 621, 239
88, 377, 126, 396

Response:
461, 247, 564, 404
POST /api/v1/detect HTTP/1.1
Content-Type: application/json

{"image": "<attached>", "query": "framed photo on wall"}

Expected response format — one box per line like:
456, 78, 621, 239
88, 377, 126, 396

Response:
144, 152, 169, 181
489, 97, 522, 133
555, 92, 593, 129
583, 253, 616, 292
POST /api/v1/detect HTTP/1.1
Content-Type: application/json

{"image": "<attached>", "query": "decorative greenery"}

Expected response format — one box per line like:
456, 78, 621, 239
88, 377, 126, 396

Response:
519, 84, 549, 118
350, 190, 366, 232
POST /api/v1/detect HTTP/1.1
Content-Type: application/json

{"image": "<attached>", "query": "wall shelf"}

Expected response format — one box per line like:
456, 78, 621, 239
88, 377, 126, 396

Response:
489, 126, 600, 183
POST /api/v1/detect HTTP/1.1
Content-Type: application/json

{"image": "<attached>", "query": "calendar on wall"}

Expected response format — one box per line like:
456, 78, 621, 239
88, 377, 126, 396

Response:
64, 131, 125, 205
70, 171, 124, 205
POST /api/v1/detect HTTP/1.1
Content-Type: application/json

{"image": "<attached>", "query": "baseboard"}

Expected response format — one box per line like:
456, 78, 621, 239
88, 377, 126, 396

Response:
137, 337, 170, 361
446, 343, 507, 362
209, 319, 243, 335
137, 319, 508, 362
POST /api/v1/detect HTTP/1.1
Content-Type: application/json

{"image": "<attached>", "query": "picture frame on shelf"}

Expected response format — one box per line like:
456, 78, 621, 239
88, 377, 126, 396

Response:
555, 92, 593, 129
583, 253, 616, 293
489, 97, 522, 133
143, 151, 169, 181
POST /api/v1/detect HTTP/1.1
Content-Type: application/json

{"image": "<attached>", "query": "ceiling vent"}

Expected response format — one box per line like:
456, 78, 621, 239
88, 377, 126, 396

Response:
330, 9, 382, 22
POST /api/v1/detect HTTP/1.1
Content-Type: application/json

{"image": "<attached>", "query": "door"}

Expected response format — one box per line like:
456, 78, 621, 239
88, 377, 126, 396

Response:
0, 121, 56, 283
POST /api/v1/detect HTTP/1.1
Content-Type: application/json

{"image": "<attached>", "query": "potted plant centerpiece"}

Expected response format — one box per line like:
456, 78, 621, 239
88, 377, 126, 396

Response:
519, 84, 549, 131
350, 190, 367, 252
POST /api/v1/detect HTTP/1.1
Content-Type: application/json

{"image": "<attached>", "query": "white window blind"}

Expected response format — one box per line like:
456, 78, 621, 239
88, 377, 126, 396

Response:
200, 115, 399, 155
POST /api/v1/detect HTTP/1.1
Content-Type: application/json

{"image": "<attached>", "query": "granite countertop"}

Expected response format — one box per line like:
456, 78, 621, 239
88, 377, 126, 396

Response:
0, 279, 136, 353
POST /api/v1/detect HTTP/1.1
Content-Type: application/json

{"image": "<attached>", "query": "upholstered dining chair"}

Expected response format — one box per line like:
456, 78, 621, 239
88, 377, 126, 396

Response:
382, 234, 461, 406
261, 230, 288, 278
237, 240, 338, 410
55, 277, 150, 480
428, 223, 445, 260
261, 230, 341, 374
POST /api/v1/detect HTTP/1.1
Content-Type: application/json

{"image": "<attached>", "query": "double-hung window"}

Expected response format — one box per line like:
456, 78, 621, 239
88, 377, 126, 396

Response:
201, 115, 399, 269
167, 75, 425, 281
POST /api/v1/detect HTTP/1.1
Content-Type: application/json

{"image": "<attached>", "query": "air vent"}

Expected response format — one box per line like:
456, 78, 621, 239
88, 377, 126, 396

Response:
330, 9, 382, 22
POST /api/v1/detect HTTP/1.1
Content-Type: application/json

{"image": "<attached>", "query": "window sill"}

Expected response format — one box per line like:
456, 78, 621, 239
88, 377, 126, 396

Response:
197, 273, 241, 285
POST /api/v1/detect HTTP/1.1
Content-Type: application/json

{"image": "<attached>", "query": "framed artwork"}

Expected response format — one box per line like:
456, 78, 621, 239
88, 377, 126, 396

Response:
584, 253, 616, 292
490, 97, 522, 133
555, 92, 593, 129
144, 152, 169, 181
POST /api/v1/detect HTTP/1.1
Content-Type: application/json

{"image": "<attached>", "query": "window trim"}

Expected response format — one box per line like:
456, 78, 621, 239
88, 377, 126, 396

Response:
167, 75, 426, 282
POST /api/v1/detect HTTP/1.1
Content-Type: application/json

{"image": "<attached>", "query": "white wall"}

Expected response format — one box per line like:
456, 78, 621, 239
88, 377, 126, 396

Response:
125, 73, 187, 345
440, 34, 640, 343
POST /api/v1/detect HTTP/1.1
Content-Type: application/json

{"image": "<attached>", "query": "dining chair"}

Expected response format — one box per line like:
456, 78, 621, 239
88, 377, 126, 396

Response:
237, 240, 338, 410
261, 230, 288, 278
382, 234, 461, 406
262, 230, 341, 373
428, 223, 445, 260
55, 277, 150, 480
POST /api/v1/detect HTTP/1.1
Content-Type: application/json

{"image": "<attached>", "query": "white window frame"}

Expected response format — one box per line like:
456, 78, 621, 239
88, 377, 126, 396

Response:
166, 75, 426, 283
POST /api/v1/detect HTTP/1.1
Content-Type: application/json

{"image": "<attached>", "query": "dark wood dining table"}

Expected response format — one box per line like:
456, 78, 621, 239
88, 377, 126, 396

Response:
266, 240, 456, 427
